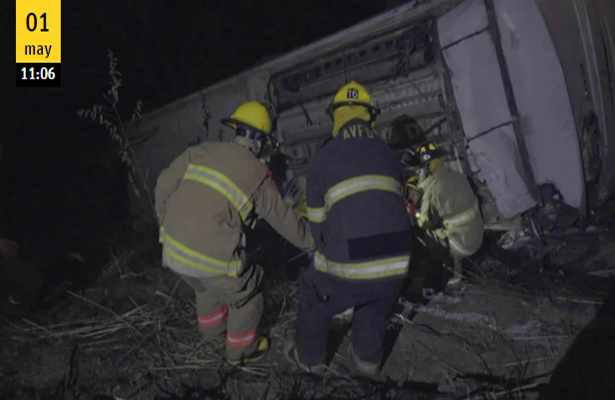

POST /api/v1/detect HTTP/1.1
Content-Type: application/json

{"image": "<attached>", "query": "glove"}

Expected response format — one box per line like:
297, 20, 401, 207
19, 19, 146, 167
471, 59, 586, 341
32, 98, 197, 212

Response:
434, 229, 448, 240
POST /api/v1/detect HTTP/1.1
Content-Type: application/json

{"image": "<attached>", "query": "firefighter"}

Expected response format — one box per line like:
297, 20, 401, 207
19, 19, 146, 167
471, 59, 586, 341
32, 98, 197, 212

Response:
283, 81, 413, 376
154, 101, 315, 366
406, 141, 484, 287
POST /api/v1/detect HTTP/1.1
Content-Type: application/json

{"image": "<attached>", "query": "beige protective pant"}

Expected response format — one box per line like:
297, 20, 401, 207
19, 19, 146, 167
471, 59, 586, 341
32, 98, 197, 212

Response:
178, 265, 264, 361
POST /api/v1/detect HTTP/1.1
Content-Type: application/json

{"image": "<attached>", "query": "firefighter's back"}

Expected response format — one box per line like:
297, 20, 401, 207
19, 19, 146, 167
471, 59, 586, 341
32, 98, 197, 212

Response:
311, 119, 412, 272
163, 141, 268, 277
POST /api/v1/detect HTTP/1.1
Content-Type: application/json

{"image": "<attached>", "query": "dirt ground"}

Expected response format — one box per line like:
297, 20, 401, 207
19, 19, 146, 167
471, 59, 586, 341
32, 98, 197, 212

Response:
1, 227, 614, 400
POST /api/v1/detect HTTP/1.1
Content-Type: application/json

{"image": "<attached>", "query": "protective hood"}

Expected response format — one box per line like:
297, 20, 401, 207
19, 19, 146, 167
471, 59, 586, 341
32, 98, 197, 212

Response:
332, 106, 371, 137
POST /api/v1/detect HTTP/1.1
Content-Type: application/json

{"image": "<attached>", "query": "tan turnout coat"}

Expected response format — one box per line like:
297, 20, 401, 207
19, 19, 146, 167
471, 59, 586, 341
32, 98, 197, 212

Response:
155, 140, 314, 278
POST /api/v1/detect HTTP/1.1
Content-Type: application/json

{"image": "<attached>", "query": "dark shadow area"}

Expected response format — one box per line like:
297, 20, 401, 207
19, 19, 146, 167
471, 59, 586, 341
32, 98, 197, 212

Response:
537, 278, 615, 400
0, 136, 129, 320
247, 221, 309, 338
388, 115, 428, 153
268, 153, 291, 190
480, 232, 613, 297
400, 380, 441, 396
249, 221, 307, 283
325, 322, 352, 365
383, 233, 451, 367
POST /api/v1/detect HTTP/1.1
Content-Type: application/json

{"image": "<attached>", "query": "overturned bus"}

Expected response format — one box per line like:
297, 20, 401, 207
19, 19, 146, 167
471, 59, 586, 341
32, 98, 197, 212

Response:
127, 0, 615, 252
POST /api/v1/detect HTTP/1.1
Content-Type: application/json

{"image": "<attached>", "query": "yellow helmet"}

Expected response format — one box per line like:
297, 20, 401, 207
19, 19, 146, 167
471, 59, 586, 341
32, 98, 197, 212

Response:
222, 101, 278, 156
417, 141, 446, 173
403, 175, 423, 199
222, 101, 272, 135
405, 175, 422, 192
326, 80, 381, 122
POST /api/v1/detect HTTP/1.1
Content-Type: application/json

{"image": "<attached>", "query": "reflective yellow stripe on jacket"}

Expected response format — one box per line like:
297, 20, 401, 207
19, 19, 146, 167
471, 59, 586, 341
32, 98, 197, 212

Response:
160, 226, 243, 277
443, 202, 480, 229
313, 251, 409, 280
448, 235, 475, 256
183, 164, 254, 221
307, 175, 401, 224
443, 202, 480, 256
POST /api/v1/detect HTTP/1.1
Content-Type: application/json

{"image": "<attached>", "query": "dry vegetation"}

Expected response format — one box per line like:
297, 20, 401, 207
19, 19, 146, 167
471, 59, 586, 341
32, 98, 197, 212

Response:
1, 223, 613, 399
0, 242, 432, 400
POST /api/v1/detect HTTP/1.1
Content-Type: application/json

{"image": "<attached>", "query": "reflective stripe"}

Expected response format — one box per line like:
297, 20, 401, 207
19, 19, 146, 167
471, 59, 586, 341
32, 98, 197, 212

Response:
307, 207, 326, 223
448, 234, 476, 256
159, 226, 165, 244
443, 202, 479, 229
183, 164, 254, 221
325, 175, 401, 209
313, 251, 409, 280
350, 346, 380, 373
161, 231, 243, 277
308, 175, 401, 224
227, 329, 258, 348
198, 306, 228, 328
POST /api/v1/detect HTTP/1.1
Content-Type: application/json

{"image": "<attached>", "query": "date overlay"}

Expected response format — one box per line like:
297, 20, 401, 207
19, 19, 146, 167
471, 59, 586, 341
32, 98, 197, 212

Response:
16, 0, 61, 88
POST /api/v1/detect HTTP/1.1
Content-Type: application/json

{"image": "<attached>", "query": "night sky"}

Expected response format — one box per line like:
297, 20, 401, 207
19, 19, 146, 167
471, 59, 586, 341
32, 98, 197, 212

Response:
2, 0, 388, 259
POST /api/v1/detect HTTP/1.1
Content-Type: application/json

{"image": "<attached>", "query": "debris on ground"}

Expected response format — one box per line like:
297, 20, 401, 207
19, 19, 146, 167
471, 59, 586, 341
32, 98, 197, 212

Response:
1, 222, 615, 399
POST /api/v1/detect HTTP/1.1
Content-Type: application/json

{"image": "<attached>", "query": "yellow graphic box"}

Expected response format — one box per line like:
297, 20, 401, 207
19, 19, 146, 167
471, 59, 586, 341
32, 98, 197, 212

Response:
16, 0, 61, 63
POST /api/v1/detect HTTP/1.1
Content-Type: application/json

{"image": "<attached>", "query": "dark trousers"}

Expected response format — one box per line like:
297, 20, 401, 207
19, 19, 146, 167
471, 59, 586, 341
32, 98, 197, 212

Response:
295, 266, 405, 365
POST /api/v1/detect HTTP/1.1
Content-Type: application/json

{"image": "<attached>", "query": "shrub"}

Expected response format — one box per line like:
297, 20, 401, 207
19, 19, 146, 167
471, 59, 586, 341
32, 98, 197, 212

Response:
76, 49, 156, 222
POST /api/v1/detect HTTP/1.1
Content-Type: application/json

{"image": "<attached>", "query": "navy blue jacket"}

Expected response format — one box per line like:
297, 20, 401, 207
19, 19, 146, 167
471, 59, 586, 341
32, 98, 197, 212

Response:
305, 118, 412, 281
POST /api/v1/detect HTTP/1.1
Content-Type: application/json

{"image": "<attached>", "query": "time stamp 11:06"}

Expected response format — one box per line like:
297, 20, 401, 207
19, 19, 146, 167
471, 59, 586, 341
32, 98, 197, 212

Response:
15, 0, 62, 88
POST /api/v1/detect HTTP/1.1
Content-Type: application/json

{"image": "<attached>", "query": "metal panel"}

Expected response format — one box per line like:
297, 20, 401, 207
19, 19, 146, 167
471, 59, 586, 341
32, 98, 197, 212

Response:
579, 0, 615, 204
272, 19, 437, 108
468, 125, 537, 219
494, 0, 586, 210
437, 0, 488, 48
601, 1, 615, 197
438, 1, 537, 218
441, 33, 513, 138
276, 68, 444, 145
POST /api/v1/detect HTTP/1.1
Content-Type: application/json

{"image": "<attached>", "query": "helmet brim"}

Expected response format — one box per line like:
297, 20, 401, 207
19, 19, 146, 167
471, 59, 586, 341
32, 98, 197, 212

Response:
418, 148, 448, 164
326, 101, 381, 119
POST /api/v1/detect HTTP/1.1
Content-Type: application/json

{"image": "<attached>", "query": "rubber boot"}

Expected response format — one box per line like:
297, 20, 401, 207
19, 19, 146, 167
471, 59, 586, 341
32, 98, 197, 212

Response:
446, 257, 463, 286
227, 336, 270, 366
349, 344, 381, 377
283, 340, 327, 374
